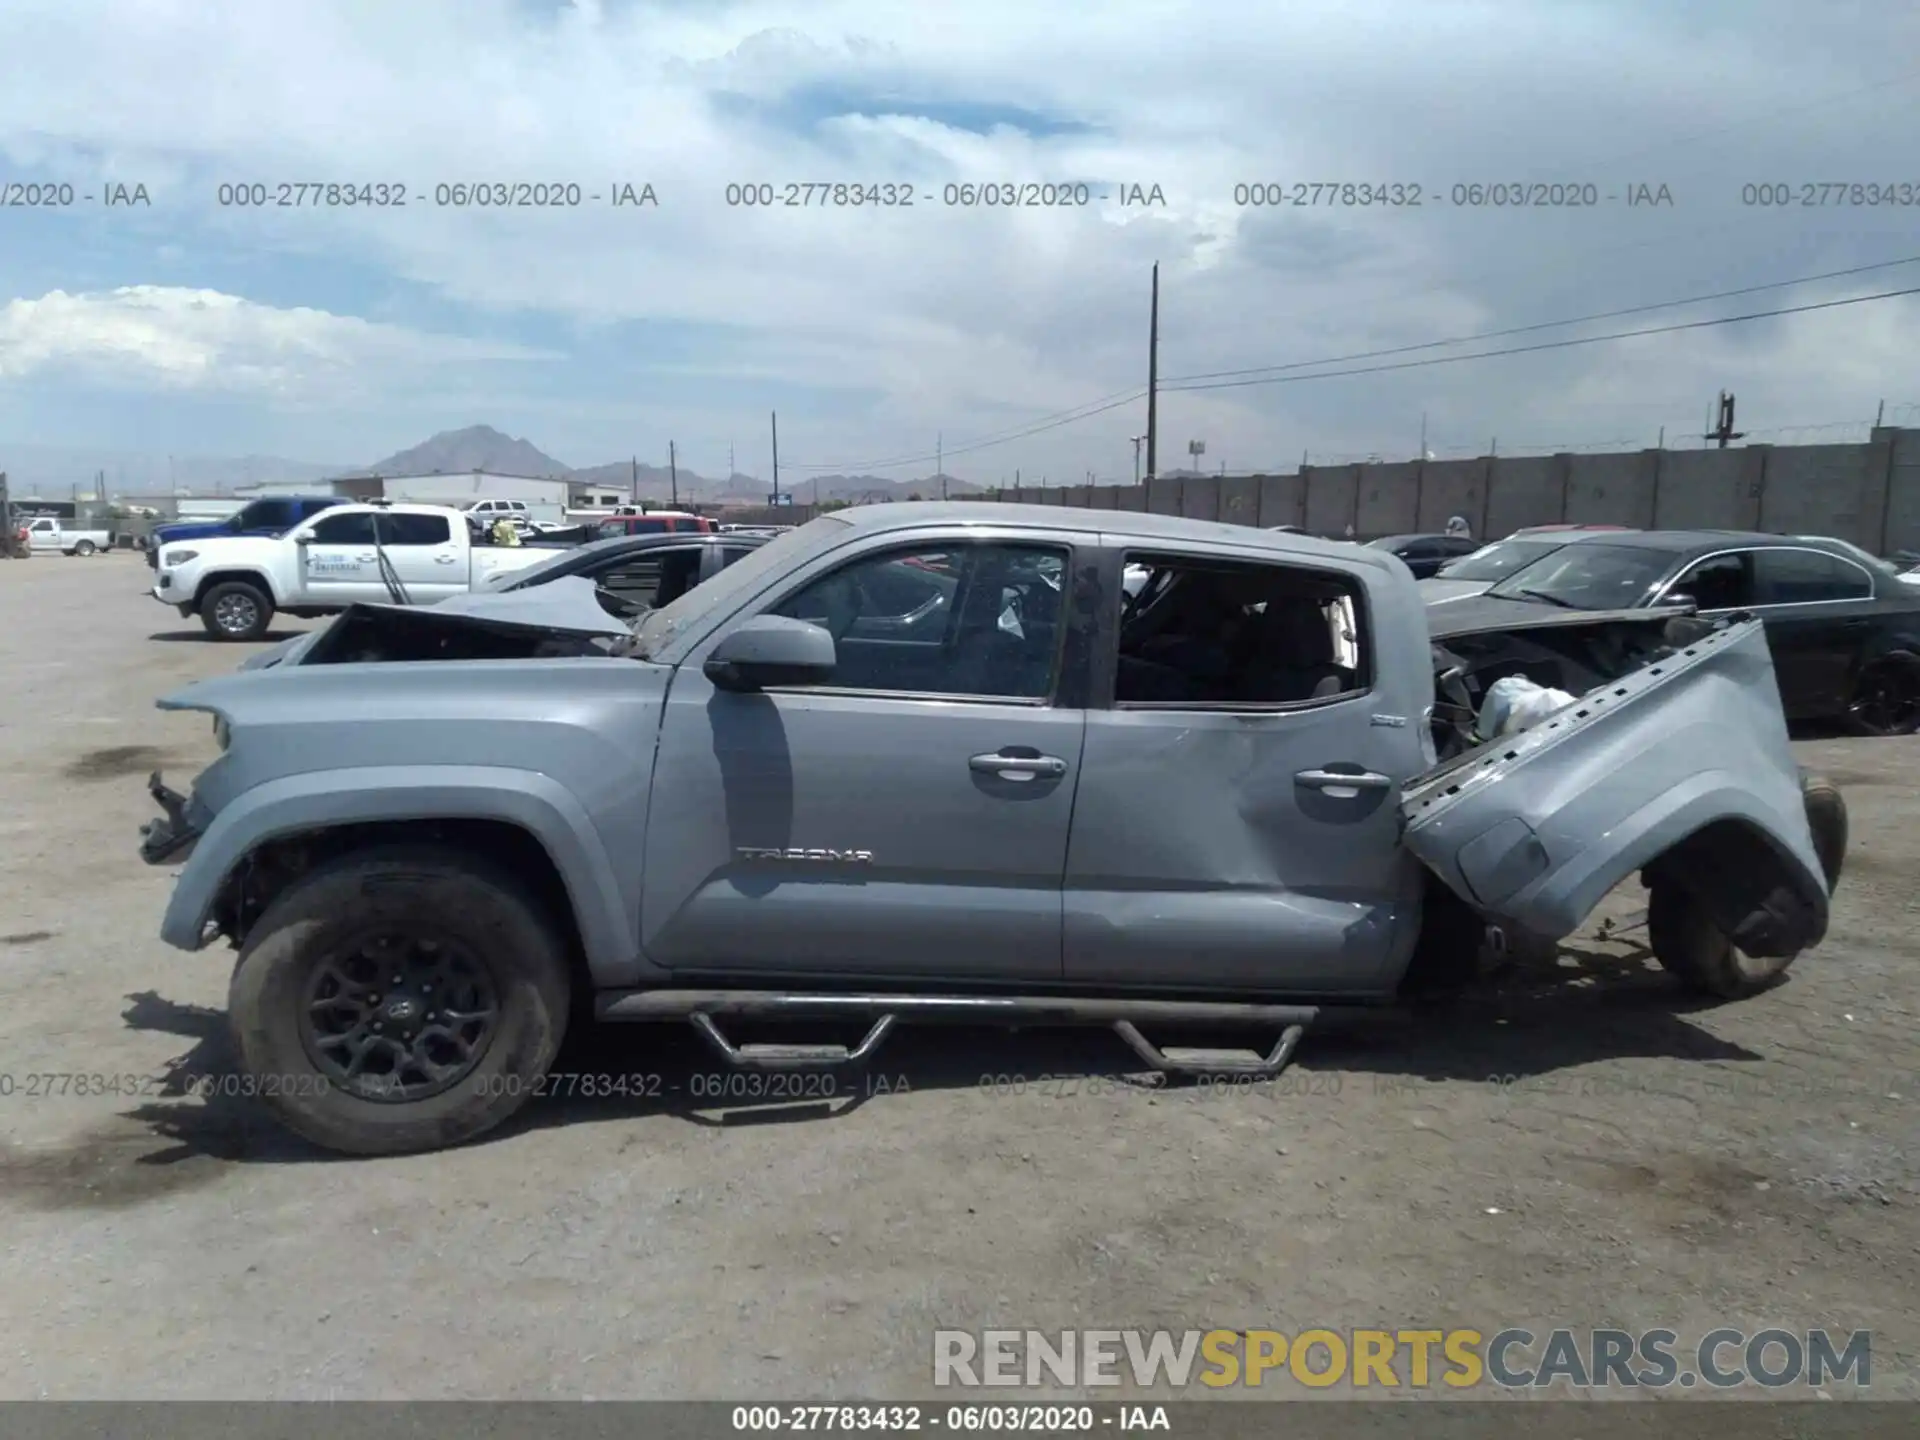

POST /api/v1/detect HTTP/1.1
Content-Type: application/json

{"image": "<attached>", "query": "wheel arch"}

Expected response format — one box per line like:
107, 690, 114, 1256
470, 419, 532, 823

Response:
192, 568, 279, 608
161, 767, 636, 987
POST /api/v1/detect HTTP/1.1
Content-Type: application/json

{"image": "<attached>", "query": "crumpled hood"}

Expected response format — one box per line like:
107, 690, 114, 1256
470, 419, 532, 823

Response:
239, 577, 630, 670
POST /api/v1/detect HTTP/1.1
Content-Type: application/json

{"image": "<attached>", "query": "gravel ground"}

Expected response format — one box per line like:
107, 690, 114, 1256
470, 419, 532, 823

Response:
0, 552, 1914, 1401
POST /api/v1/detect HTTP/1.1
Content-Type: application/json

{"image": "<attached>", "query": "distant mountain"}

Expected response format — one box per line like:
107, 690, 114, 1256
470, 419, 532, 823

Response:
4, 426, 1000, 502
0, 442, 345, 496
361, 425, 570, 478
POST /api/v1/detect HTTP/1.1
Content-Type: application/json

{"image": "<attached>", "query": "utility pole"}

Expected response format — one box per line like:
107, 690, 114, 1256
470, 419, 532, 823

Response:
1145, 262, 1160, 482
669, 442, 678, 507
770, 411, 780, 505
729, 441, 735, 479
1875, 398, 1885, 427
630, 455, 637, 506
1705, 391, 1744, 448
938, 432, 945, 500
1129, 434, 1146, 485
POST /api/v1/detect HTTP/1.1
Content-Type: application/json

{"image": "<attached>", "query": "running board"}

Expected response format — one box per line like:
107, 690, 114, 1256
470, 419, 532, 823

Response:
597, 989, 1320, 1079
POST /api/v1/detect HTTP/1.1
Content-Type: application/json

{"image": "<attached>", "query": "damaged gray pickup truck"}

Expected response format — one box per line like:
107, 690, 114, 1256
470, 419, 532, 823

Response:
138, 504, 1847, 1155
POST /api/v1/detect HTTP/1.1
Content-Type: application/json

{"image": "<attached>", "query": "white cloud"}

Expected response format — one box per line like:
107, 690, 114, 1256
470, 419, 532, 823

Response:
0, 286, 555, 395
1, 0, 1916, 472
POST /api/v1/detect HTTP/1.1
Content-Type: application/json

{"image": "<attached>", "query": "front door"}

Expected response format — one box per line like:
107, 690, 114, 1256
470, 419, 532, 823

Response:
641, 533, 1088, 979
1062, 544, 1430, 995
297, 510, 388, 605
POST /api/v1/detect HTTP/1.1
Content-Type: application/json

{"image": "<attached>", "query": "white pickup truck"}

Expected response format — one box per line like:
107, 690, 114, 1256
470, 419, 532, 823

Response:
25, 516, 116, 556
150, 503, 554, 639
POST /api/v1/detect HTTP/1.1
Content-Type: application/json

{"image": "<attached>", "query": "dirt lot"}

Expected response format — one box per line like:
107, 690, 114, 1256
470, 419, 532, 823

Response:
0, 551, 1914, 1401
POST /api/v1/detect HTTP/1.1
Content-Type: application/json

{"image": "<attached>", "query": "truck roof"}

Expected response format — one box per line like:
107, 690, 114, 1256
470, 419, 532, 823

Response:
817, 501, 1401, 571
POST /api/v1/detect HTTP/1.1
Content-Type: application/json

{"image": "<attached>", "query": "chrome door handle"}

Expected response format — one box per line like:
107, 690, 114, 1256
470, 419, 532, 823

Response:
1295, 769, 1393, 791
970, 752, 1067, 777
354, 553, 376, 562
434, 553, 458, 563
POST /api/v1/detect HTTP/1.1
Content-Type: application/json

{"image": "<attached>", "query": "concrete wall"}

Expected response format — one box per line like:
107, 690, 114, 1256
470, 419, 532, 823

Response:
715, 431, 1920, 551
958, 429, 1920, 552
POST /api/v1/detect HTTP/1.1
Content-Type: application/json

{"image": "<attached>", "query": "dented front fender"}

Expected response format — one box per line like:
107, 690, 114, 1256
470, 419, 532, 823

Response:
1400, 620, 1830, 950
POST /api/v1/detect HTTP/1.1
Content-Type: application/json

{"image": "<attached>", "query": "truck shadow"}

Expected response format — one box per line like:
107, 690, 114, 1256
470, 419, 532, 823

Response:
91, 930, 1765, 1170
146, 629, 309, 643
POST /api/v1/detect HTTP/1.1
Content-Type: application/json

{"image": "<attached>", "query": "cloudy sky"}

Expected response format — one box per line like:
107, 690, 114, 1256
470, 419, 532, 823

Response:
1, 0, 1917, 485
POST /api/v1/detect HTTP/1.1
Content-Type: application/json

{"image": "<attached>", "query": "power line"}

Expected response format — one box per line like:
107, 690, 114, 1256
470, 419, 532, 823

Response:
1162, 285, 1920, 394
784, 386, 1147, 473
785, 260, 1920, 473
1162, 253, 1920, 385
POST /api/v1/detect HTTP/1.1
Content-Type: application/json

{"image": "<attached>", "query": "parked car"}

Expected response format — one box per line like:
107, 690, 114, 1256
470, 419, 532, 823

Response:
150, 503, 553, 640
146, 496, 341, 569
238, 532, 772, 671
1420, 526, 1639, 605
137, 503, 1842, 1155
1364, 533, 1483, 578
1453, 530, 1920, 735
23, 515, 115, 556
589, 510, 717, 537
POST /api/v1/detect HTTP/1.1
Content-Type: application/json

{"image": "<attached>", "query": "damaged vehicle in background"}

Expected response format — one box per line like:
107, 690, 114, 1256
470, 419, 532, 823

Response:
1419, 525, 1638, 606
1455, 530, 1920, 736
137, 505, 1845, 1156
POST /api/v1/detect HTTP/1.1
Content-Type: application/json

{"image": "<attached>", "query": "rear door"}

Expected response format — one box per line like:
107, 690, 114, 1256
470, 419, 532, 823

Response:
1746, 546, 1879, 717
640, 527, 1093, 980
376, 511, 465, 603
1062, 541, 1430, 995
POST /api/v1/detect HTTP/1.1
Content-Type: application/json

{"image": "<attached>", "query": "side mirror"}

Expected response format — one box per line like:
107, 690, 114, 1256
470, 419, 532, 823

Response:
1663, 590, 1697, 611
704, 615, 837, 692
292, 531, 313, 545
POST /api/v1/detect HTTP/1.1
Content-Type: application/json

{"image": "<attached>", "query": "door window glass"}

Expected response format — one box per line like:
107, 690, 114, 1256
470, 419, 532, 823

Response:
769, 542, 1068, 699
1670, 553, 1754, 611
381, 513, 452, 545
1751, 548, 1872, 604
310, 512, 377, 544
1114, 554, 1368, 707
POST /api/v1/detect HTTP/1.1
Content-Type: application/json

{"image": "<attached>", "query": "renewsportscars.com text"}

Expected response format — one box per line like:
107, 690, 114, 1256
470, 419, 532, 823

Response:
933, 1327, 1870, 1390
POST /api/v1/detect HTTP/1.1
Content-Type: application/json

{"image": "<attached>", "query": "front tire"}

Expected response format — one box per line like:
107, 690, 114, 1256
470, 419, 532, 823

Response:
199, 580, 274, 640
1649, 769, 1847, 1000
227, 847, 572, 1156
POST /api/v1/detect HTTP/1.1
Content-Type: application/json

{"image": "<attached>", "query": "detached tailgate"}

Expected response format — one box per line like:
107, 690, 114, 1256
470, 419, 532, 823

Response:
1401, 619, 1828, 952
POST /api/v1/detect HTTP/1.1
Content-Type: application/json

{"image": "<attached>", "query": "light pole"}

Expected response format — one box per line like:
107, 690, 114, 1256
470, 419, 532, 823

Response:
1188, 439, 1205, 475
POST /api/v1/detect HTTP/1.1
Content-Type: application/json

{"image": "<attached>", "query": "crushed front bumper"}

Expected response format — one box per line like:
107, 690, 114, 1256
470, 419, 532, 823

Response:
138, 770, 205, 865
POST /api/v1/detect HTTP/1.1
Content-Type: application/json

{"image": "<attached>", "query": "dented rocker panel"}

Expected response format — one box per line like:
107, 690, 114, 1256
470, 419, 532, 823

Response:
1401, 619, 1828, 951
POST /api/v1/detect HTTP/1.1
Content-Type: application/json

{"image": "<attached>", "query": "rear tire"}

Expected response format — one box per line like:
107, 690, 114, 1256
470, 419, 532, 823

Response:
1649, 769, 1846, 1000
1843, 651, 1920, 736
199, 580, 274, 640
227, 846, 571, 1156
73, 540, 96, 556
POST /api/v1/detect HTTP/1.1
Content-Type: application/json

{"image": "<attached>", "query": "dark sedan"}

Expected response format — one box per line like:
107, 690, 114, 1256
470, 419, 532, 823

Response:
1447, 530, 1920, 735
1365, 532, 1483, 579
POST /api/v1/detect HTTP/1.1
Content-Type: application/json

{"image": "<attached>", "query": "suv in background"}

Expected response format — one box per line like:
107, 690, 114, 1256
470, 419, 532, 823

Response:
145, 496, 342, 569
